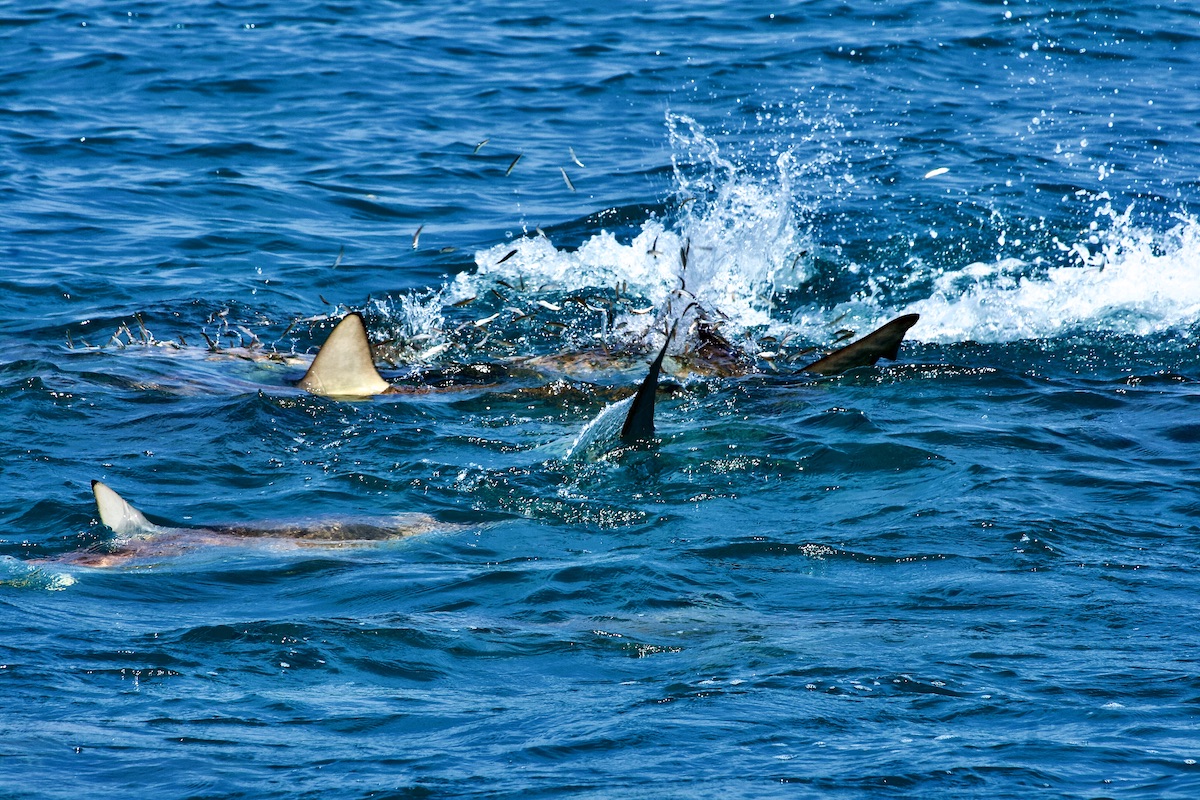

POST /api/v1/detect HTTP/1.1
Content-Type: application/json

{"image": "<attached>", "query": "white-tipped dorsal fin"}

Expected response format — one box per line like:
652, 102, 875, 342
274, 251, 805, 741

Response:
91, 480, 163, 538
297, 313, 392, 397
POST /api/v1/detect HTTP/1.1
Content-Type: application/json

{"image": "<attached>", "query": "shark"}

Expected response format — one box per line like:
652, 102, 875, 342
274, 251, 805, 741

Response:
65, 480, 456, 568
292, 307, 918, 455
70, 310, 918, 566
298, 310, 920, 398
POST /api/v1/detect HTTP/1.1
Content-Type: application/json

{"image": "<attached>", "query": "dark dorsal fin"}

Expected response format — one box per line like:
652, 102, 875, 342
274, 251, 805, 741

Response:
801, 313, 920, 376
619, 330, 674, 445
297, 313, 392, 396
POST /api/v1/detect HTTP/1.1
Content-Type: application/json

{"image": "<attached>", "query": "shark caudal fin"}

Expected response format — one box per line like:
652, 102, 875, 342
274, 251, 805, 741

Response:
91, 481, 165, 539
619, 328, 675, 445
801, 313, 920, 376
296, 313, 392, 397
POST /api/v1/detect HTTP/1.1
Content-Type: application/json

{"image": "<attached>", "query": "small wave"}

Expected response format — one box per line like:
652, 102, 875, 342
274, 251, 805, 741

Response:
0, 556, 76, 590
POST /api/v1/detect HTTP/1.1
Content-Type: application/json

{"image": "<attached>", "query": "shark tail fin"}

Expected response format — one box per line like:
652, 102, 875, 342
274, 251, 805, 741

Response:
619, 318, 681, 445
297, 313, 392, 397
801, 313, 920, 376
92, 481, 162, 539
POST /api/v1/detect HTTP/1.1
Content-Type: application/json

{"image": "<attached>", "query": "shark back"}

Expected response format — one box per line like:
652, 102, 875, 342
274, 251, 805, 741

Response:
801, 314, 920, 376
297, 313, 392, 397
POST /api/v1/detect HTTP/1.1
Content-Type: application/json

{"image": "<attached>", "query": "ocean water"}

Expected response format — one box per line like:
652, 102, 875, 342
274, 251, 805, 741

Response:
3, 1, 1200, 797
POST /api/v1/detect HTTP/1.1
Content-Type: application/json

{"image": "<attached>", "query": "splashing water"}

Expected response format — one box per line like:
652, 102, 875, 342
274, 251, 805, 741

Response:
856, 204, 1200, 343
397, 116, 1200, 354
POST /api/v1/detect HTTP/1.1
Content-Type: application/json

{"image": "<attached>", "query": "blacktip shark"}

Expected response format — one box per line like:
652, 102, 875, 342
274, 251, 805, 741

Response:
568, 310, 919, 458
73, 480, 454, 568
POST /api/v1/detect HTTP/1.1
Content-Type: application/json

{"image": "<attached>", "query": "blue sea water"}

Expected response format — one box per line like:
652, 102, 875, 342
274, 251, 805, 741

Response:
3, 1, 1200, 797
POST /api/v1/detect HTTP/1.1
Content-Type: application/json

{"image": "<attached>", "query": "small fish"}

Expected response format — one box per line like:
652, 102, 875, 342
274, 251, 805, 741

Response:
489, 288, 507, 303
648, 236, 662, 257
412, 224, 424, 250
416, 342, 450, 361
497, 249, 518, 265
439, 247, 457, 254
833, 328, 856, 343
496, 279, 517, 290
560, 167, 575, 192
543, 321, 567, 330
452, 296, 477, 307
505, 154, 521, 176
924, 167, 950, 179
537, 300, 562, 312
629, 306, 655, 315
332, 246, 344, 268
569, 147, 585, 168
474, 313, 500, 327
319, 294, 332, 306
473, 138, 489, 154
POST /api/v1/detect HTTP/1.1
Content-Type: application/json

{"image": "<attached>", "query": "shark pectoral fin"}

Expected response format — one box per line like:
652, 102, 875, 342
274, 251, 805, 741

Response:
801, 313, 920, 376
91, 480, 164, 538
296, 313, 392, 397
620, 332, 673, 445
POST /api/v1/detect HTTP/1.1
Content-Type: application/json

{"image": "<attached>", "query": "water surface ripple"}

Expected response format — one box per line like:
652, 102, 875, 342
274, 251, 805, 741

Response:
3, 2, 1200, 798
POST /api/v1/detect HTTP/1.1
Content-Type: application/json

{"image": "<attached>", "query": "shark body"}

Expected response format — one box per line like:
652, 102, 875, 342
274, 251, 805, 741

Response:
71, 480, 452, 568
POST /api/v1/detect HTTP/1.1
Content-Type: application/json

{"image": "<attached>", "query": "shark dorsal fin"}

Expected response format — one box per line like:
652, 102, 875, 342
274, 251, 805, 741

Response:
619, 329, 674, 445
802, 313, 920, 376
92, 480, 162, 538
297, 313, 392, 397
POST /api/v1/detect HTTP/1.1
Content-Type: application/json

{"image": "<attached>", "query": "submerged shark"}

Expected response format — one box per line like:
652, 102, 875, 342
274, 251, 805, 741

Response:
63, 480, 456, 568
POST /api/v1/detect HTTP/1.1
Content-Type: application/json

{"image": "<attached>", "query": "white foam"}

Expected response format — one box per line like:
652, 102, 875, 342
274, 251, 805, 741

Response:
890, 205, 1200, 343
